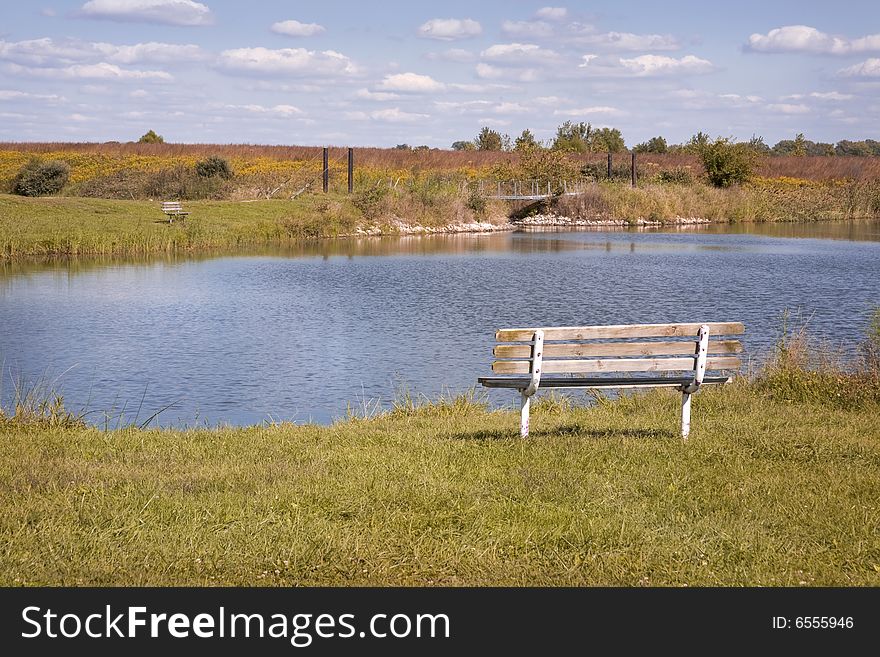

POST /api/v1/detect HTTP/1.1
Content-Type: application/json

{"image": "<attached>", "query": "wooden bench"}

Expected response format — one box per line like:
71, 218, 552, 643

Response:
161, 201, 190, 223
478, 322, 745, 439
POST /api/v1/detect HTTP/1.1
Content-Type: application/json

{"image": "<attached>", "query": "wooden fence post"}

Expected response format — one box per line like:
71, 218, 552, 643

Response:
607, 152, 612, 179
347, 147, 353, 194
631, 152, 637, 188
322, 147, 329, 193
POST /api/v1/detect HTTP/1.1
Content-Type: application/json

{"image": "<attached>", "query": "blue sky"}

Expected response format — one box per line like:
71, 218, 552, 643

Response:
1, 0, 878, 147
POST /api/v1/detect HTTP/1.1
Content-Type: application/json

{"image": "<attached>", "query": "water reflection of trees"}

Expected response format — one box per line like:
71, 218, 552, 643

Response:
2, 221, 878, 281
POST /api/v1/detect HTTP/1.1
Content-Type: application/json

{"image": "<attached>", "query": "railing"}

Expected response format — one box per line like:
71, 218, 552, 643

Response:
460, 179, 594, 200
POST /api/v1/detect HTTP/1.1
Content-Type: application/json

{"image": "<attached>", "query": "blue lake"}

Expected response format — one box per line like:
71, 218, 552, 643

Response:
1, 222, 879, 426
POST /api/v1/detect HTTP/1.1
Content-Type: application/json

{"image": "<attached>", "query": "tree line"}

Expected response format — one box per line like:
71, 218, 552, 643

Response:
449, 123, 880, 157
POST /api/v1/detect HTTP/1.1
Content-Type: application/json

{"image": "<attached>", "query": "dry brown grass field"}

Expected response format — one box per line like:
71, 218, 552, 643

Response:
3, 142, 880, 181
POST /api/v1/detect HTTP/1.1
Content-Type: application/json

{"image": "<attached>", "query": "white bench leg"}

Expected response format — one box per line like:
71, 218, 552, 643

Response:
520, 392, 531, 438
681, 391, 692, 440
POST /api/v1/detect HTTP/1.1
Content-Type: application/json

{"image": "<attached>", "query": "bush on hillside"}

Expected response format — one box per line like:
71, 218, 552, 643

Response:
195, 156, 233, 180
13, 159, 70, 196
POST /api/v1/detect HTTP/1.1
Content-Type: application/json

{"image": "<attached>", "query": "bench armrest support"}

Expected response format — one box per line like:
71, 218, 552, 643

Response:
681, 324, 709, 394
522, 329, 544, 396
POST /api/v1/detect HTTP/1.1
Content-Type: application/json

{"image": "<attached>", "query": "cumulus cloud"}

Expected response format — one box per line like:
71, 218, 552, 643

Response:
424, 48, 476, 63
216, 47, 358, 77
553, 105, 621, 116
417, 18, 482, 41
377, 72, 445, 93
574, 31, 680, 51
224, 103, 304, 116
354, 88, 400, 101
577, 53, 713, 77
619, 54, 713, 76
270, 20, 326, 37
535, 7, 567, 21
765, 103, 810, 114
4, 61, 172, 80
500, 21, 555, 39
839, 58, 880, 77
746, 25, 880, 55
475, 63, 540, 82
78, 0, 213, 26
0, 37, 206, 66
0, 89, 64, 101
480, 43, 562, 65
370, 107, 430, 122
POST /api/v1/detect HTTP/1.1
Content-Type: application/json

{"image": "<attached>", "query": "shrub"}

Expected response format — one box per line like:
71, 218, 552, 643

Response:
466, 189, 488, 215
195, 156, 233, 179
657, 167, 695, 185
13, 159, 70, 196
697, 138, 757, 188
352, 184, 389, 220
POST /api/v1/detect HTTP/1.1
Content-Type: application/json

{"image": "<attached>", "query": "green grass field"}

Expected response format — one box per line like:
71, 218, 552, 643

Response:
1, 380, 877, 587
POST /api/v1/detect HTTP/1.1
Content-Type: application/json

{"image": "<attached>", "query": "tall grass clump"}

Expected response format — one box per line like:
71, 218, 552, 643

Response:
756, 310, 880, 409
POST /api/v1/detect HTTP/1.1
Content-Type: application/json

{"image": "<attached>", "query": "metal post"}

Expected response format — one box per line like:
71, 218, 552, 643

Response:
520, 393, 531, 438
347, 147, 353, 194
681, 392, 692, 439
607, 152, 612, 179
322, 147, 329, 193
631, 152, 637, 188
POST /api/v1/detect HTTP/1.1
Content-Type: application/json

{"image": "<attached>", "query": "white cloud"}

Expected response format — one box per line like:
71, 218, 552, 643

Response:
216, 47, 358, 77
553, 105, 621, 116
78, 0, 213, 26
417, 18, 482, 41
535, 7, 567, 21
765, 103, 810, 114
746, 25, 880, 55
370, 107, 430, 122
839, 58, 880, 77
0, 89, 64, 101
575, 31, 679, 51
500, 21, 554, 39
475, 62, 540, 82
355, 88, 400, 101
0, 37, 205, 66
619, 54, 713, 76
480, 43, 562, 66
377, 72, 445, 93
808, 91, 853, 100
225, 103, 304, 116
270, 20, 326, 37
425, 48, 476, 63
5, 61, 172, 80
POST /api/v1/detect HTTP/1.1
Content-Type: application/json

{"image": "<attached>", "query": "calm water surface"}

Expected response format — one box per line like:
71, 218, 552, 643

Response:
2, 222, 879, 426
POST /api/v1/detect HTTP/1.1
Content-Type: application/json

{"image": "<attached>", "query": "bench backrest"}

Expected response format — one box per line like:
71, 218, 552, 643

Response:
162, 201, 183, 211
492, 322, 744, 376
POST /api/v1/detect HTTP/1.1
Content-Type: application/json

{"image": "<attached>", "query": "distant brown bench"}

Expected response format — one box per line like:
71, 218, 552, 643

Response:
478, 322, 745, 439
161, 201, 190, 224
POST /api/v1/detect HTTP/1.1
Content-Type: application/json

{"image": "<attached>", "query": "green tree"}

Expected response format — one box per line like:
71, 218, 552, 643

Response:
633, 136, 668, 154
592, 127, 626, 153
474, 126, 505, 151
138, 129, 164, 144
12, 158, 70, 196
698, 137, 757, 188
792, 133, 807, 157
514, 129, 540, 152
451, 140, 475, 151
747, 134, 771, 155
552, 121, 592, 152
684, 131, 711, 154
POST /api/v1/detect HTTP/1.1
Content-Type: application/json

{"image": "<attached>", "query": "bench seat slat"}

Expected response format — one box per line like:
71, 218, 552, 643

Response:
478, 375, 733, 389
496, 322, 744, 342
494, 340, 742, 359
492, 356, 741, 375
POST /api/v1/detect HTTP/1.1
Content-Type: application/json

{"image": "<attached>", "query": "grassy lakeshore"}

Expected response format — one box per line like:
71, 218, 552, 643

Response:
2, 178, 879, 258
1, 378, 878, 587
